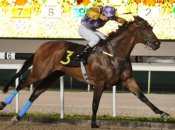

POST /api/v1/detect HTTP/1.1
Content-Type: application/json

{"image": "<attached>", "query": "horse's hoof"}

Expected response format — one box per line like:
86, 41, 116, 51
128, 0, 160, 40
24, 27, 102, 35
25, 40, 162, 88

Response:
160, 112, 170, 122
161, 112, 170, 118
12, 116, 20, 122
91, 123, 100, 128
0, 102, 6, 110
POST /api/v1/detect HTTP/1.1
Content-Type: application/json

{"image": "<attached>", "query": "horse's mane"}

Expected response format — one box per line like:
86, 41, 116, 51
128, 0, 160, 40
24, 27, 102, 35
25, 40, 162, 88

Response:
105, 15, 147, 41
98, 16, 145, 47
106, 21, 134, 41
106, 16, 147, 41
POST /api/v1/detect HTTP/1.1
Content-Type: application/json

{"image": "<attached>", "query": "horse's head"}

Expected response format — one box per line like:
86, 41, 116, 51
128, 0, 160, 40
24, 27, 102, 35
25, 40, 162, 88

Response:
133, 16, 161, 50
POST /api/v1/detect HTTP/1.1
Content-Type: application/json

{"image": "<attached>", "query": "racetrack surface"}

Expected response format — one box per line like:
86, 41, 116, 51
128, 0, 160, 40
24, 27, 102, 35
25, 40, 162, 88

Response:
0, 90, 174, 117
0, 90, 175, 129
0, 119, 174, 130
0, 122, 162, 130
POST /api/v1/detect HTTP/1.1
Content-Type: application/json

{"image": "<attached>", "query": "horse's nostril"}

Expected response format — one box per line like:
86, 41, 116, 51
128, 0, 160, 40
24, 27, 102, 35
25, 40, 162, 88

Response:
155, 41, 160, 46
153, 41, 160, 50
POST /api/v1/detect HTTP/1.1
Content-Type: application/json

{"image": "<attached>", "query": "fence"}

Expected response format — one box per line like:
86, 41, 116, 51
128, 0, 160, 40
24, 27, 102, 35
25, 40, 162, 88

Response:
0, 52, 175, 118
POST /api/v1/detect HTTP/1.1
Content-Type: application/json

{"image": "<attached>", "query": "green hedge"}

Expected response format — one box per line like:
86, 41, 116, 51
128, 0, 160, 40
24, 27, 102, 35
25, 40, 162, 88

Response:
0, 70, 175, 93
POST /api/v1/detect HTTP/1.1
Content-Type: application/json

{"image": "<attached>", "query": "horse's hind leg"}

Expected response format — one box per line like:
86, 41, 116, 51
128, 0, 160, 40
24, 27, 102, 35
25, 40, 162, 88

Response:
0, 60, 57, 110
0, 78, 29, 110
0, 56, 34, 110
122, 77, 169, 117
0, 69, 49, 110
12, 71, 64, 122
0, 67, 43, 110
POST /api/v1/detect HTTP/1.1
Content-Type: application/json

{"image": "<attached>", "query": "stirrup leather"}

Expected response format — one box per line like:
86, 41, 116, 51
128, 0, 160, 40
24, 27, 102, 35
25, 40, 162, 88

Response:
76, 45, 91, 63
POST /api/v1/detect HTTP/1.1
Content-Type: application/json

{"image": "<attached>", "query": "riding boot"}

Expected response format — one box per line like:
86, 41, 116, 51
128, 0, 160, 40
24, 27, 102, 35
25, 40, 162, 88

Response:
76, 45, 92, 63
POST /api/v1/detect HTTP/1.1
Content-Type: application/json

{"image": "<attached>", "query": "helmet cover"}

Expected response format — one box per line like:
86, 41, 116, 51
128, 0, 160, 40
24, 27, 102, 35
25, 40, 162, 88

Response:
103, 6, 116, 17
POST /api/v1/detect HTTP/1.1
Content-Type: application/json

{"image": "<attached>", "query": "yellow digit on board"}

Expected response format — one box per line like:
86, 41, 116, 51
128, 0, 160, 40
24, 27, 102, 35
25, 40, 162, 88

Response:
60, 50, 74, 65
11, 7, 31, 18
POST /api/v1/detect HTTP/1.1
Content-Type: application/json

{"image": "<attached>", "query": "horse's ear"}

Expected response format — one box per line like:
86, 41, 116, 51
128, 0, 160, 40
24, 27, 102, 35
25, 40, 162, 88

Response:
133, 15, 144, 22
138, 16, 147, 22
133, 16, 138, 21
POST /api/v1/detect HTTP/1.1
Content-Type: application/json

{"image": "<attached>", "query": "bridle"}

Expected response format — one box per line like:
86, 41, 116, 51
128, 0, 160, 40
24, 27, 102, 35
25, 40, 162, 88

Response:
135, 19, 155, 48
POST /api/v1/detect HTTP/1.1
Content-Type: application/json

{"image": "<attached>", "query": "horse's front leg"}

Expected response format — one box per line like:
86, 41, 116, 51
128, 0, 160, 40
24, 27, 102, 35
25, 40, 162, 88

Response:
91, 84, 104, 128
122, 77, 169, 118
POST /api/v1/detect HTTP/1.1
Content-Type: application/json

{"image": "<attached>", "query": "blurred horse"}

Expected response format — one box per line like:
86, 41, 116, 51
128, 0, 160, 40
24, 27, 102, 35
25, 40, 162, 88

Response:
0, 16, 169, 128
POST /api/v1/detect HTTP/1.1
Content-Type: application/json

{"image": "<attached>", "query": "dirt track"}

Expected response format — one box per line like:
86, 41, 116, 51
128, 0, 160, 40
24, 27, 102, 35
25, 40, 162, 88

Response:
0, 121, 172, 130
0, 91, 174, 117
0, 122, 148, 130
0, 91, 175, 129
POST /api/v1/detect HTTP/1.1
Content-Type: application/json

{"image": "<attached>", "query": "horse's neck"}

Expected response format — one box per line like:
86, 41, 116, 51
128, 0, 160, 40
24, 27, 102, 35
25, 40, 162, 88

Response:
111, 29, 137, 59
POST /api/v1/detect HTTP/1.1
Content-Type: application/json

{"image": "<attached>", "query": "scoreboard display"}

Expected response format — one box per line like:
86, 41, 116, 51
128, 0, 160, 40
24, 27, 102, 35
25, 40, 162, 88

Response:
0, 0, 174, 40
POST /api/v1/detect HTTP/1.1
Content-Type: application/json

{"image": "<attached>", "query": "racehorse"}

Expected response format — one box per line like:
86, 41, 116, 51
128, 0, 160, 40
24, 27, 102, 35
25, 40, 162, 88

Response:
0, 16, 169, 128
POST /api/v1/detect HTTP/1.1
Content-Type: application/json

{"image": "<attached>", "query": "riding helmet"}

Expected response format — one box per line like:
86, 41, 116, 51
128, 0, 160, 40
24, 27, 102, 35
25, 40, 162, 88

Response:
103, 6, 116, 18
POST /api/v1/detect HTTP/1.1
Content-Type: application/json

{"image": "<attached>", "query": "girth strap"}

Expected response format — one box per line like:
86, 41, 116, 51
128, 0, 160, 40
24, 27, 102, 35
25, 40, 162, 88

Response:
80, 61, 91, 84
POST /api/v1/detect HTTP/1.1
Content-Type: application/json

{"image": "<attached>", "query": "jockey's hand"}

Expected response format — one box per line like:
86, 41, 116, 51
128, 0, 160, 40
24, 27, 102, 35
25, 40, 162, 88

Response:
117, 17, 126, 24
118, 21, 128, 30
122, 21, 129, 26
127, 15, 134, 22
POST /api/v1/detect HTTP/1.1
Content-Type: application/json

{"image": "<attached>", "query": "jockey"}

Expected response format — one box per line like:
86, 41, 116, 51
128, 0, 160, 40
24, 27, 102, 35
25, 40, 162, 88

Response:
76, 5, 127, 62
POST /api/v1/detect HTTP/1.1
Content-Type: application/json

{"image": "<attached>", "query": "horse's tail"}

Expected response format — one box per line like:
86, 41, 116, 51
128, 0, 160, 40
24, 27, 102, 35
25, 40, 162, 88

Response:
3, 54, 34, 93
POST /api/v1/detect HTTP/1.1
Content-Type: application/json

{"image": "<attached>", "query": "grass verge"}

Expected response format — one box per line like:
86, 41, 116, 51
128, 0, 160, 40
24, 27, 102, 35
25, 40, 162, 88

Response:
0, 112, 175, 124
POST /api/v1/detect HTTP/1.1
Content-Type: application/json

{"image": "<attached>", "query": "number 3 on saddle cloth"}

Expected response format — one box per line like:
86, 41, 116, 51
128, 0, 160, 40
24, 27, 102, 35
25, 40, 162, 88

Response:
60, 43, 92, 67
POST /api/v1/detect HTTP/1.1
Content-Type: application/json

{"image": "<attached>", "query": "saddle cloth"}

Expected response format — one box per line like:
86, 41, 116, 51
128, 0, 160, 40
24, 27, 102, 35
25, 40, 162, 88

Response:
60, 42, 85, 67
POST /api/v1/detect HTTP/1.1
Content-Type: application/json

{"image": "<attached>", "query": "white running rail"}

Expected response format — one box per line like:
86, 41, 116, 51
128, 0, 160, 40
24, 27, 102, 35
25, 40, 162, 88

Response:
0, 63, 175, 118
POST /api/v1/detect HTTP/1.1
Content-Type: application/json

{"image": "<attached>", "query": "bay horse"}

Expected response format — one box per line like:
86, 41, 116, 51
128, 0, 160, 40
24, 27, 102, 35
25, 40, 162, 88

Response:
0, 16, 169, 128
